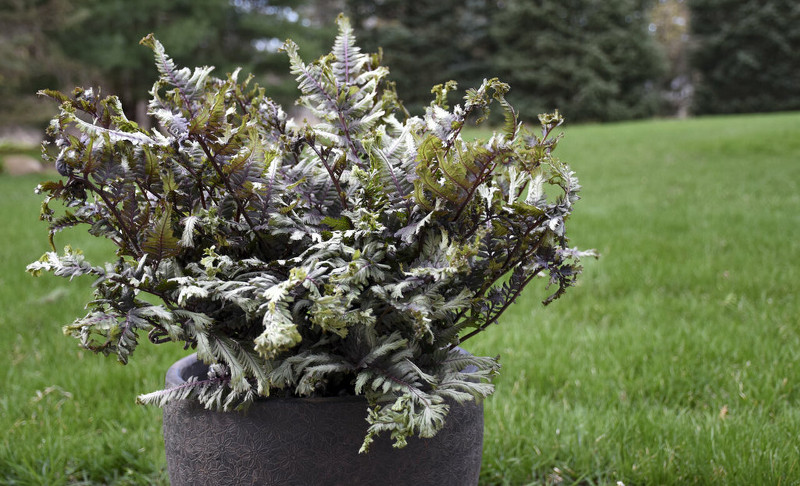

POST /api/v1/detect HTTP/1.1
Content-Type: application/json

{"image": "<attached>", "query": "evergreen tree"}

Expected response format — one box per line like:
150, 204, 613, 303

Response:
346, 0, 495, 115
490, 0, 665, 122
690, 0, 800, 115
1, 0, 334, 125
53, 0, 334, 119
0, 0, 79, 125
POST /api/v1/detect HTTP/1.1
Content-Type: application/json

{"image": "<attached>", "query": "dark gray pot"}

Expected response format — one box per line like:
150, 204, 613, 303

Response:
162, 353, 484, 486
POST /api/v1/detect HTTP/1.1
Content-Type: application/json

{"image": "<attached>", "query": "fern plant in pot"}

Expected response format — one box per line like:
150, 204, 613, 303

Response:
28, 15, 593, 486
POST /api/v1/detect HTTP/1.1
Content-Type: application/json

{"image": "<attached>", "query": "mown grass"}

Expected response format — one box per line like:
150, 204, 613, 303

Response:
1, 112, 798, 485
0, 172, 180, 484
470, 112, 800, 485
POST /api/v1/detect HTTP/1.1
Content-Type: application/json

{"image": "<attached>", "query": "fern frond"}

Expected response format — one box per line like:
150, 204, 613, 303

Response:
332, 14, 366, 86
48, 211, 88, 234
26, 247, 100, 279
142, 207, 180, 260
356, 331, 408, 369
360, 391, 449, 453
255, 300, 303, 360
283, 40, 337, 112
189, 87, 227, 136
208, 335, 272, 396
66, 111, 157, 146
363, 135, 412, 209
136, 375, 227, 407
140, 33, 215, 103
60, 307, 153, 365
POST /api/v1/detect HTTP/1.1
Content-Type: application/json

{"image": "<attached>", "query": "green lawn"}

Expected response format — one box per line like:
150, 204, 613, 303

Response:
2, 112, 799, 485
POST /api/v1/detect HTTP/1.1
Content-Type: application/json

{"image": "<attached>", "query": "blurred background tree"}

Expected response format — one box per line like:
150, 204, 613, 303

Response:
347, 0, 668, 122
347, 0, 493, 116
689, 0, 800, 115
0, 0, 333, 128
490, 0, 666, 122
0, 0, 80, 126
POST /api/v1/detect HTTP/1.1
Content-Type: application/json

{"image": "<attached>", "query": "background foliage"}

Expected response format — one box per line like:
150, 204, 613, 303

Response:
3, 0, 798, 127
0, 0, 333, 125
490, 0, 665, 122
347, 0, 666, 122
688, 0, 800, 115
347, 0, 495, 117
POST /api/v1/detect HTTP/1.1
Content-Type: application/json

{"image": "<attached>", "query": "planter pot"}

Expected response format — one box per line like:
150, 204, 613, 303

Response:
162, 353, 484, 486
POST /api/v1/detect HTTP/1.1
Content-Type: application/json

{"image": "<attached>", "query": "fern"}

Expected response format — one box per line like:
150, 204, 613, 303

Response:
29, 16, 593, 452
141, 208, 181, 260
140, 33, 215, 107
137, 375, 230, 408
331, 14, 363, 86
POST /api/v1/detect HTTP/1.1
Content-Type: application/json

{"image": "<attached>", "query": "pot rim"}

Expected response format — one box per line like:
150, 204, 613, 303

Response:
166, 353, 370, 405
166, 347, 475, 405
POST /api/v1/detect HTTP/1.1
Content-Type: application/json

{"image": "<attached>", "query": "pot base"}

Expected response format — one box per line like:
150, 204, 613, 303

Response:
162, 354, 484, 486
